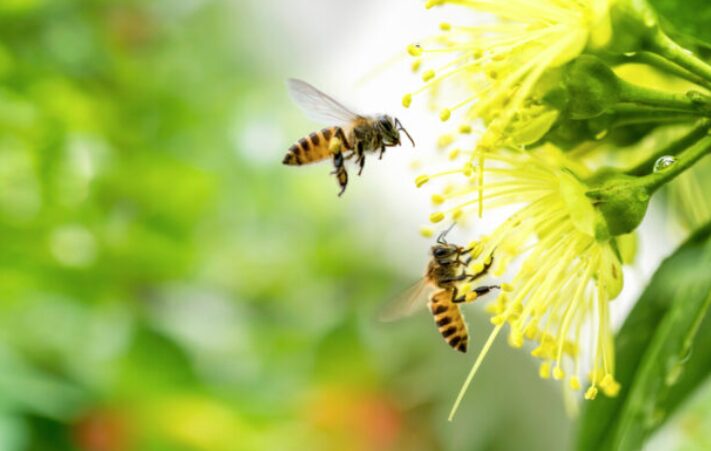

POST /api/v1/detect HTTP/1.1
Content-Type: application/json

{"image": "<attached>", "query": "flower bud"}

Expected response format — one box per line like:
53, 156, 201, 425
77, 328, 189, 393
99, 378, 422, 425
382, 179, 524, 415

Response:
586, 169, 651, 238
563, 55, 620, 120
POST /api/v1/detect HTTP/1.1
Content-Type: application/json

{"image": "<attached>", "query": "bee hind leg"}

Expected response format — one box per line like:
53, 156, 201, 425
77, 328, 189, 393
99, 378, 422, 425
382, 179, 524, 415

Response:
379, 145, 385, 160
453, 285, 500, 304
331, 151, 348, 196
466, 254, 495, 282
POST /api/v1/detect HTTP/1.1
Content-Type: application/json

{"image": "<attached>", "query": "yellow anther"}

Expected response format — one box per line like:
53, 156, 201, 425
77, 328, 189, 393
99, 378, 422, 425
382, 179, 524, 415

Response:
463, 161, 474, 177
569, 376, 581, 391
437, 134, 454, 149
402, 93, 412, 108
420, 226, 434, 238
448, 148, 460, 161
439, 22, 451, 31
501, 283, 514, 292
553, 367, 564, 380
471, 262, 484, 274
584, 386, 599, 400
460, 283, 472, 293
509, 332, 524, 348
425, 0, 443, 9
490, 315, 504, 325
452, 209, 463, 221
459, 124, 472, 134
600, 374, 614, 388
411, 59, 422, 72
539, 362, 551, 379
430, 212, 445, 223
415, 174, 430, 188
531, 346, 544, 358
407, 44, 423, 57
603, 380, 621, 397
440, 108, 451, 122
465, 291, 478, 302
524, 325, 539, 340
431, 194, 445, 205
422, 69, 436, 82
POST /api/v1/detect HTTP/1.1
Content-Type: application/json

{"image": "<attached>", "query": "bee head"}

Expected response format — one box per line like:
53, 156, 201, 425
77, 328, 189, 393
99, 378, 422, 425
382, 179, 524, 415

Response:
431, 243, 458, 261
377, 115, 415, 147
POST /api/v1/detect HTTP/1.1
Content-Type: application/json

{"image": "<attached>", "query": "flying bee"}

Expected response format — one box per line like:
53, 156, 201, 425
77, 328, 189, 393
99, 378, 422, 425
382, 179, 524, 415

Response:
381, 225, 500, 353
283, 79, 415, 196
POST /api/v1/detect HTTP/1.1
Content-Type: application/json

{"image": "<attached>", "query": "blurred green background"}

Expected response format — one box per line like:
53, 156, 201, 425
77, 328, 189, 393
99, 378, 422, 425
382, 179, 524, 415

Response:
0, 0, 642, 449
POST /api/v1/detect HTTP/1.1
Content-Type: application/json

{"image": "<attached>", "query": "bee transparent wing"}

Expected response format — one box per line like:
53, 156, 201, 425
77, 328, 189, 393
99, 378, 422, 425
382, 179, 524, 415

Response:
379, 278, 431, 322
287, 79, 361, 125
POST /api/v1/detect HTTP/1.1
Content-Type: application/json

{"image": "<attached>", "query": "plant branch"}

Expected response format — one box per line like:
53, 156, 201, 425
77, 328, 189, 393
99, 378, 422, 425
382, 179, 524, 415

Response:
617, 79, 711, 116
627, 119, 711, 176
649, 31, 711, 89
638, 134, 711, 194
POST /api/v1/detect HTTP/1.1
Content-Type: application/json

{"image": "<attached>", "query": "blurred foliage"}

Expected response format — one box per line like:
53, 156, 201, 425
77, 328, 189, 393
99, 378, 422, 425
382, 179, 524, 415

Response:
577, 222, 711, 451
649, 0, 711, 46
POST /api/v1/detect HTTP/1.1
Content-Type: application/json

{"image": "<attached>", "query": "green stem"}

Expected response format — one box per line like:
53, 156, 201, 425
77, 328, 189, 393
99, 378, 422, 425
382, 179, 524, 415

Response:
602, 51, 711, 90
617, 79, 711, 115
611, 105, 699, 127
649, 31, 711, 88
638, 135, 711, 194
627, 119, 711, 176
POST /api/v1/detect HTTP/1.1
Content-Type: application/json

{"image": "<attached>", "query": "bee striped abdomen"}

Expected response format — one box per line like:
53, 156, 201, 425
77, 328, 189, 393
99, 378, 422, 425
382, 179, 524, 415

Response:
283, 127, 340, 166
429, 289, 469, 353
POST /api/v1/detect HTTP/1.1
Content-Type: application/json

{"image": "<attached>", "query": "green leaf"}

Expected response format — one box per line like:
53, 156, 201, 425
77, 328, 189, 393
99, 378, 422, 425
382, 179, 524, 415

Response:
576, 221, 711, 451
649, 0, 711, 46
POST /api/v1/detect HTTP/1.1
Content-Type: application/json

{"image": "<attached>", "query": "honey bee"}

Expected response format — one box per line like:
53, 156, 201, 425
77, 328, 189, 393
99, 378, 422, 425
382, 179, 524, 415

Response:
283, 79, 414, 196
381, 225, 500, 353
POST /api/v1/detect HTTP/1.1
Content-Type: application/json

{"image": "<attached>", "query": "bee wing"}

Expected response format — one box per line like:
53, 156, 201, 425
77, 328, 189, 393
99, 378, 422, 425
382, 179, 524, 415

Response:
287, 79, 361, 125
379, 278, 432, 322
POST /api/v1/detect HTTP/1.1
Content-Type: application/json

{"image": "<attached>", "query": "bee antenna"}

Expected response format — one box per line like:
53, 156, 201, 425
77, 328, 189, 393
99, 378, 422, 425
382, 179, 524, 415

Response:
437, 223, 456, 244
395, 119, 415, 147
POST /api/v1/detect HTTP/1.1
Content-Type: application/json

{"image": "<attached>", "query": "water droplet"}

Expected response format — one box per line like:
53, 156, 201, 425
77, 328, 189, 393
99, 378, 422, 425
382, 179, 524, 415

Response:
653, 155, 676, 172
624, 52, 637, 57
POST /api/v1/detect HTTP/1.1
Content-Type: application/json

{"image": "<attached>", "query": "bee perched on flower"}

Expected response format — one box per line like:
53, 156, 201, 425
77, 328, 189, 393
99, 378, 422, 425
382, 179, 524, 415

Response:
401, 0, 711, 424
419, 146, 625, 418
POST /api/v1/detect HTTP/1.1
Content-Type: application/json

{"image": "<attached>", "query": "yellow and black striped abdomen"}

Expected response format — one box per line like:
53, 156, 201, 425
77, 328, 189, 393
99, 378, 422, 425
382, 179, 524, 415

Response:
429, 289, 469, 353
283, 127, 340, 166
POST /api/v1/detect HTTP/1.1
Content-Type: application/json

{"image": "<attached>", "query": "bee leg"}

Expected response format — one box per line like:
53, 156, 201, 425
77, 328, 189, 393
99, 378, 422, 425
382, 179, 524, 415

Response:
466, 255, 495, 282
453, 285, 500, 303
378, 145, 385, 160
332, 151, 348, 196
355, 142, 366, 176
440, 274, 468, 284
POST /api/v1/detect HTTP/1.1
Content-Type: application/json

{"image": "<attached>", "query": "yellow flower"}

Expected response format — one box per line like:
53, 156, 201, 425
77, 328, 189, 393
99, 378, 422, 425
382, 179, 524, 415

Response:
407, 0, 612, 135
405, 0, 613, 217
420, 146, 623, 419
